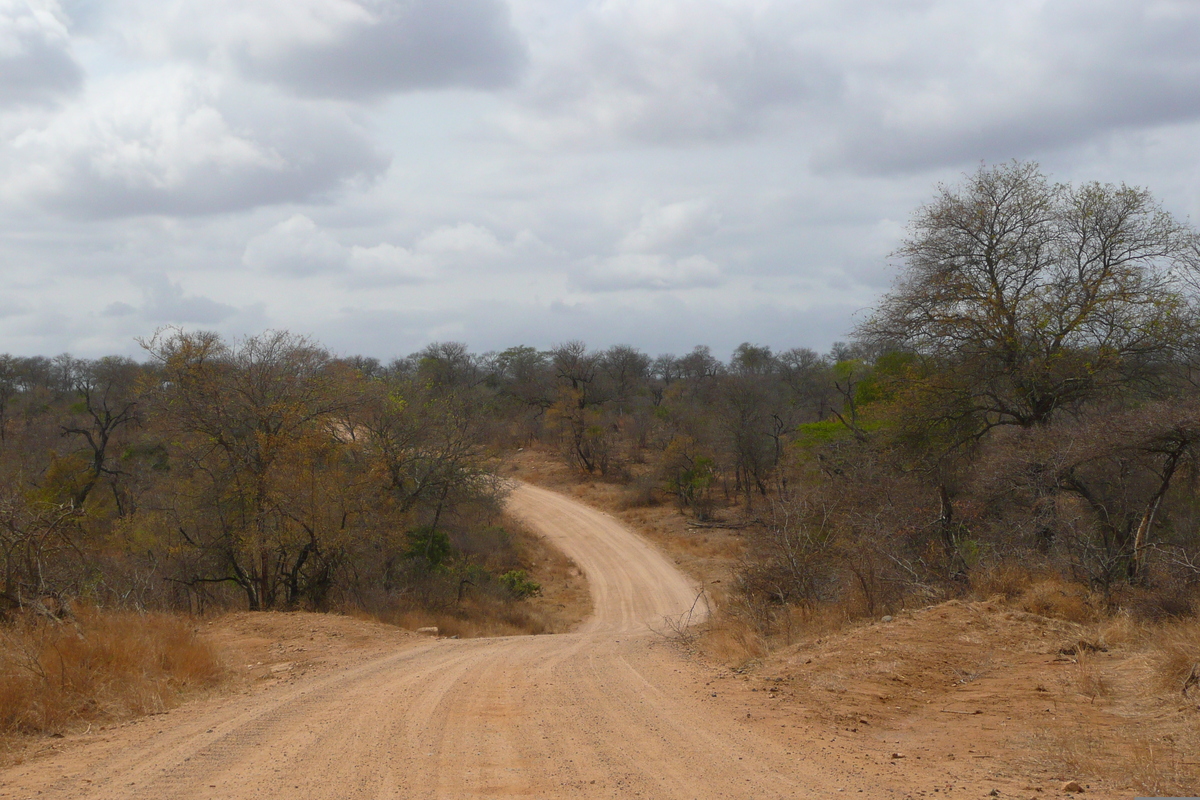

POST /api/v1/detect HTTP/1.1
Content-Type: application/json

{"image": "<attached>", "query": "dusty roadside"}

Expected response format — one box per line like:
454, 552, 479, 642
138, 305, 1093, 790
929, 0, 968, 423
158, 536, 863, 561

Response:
507, 449, 1200, 797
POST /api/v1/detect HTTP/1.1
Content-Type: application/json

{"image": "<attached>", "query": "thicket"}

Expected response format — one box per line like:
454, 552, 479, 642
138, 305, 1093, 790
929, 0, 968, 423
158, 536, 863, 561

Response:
4, 162, 1200, 645
0, 331, 519, 620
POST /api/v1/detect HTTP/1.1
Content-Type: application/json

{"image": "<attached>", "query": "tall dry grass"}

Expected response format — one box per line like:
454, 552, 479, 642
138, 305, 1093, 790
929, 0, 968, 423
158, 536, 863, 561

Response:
0, 607, 225, 743
1152, 616, 1200, 695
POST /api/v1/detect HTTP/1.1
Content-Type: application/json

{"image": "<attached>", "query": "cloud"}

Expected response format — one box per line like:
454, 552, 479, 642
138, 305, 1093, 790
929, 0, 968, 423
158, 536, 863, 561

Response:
242, 213, 348, 275
3, 69, 388, 216
509, 0, 827, 144
574, 253, 723, 292
153, 0, 526, 100
243, 213, 432, 285
415, 222, 507, 258
812, 1, 1200, 173
142, 275, 238, 323
0, 0, 82, 106
244, 215, 537, 285
618, 200, 719, 253
95, 275, 238, 325
506, 0, 1200, 174
101, 300, 136, 317
345, 242, 428, 286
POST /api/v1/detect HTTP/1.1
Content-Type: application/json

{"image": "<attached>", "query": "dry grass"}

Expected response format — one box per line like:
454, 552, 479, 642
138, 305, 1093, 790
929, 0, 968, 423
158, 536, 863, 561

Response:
698, 615, 767, 666
1038, 725, 1200, 797
1069, 650, 1109, 702
1151, 616, 1200, 695
0, 607, 225, 746
1013, 577, 1100, 624
364, 588, 576, 639
1029, 613, 1200, 793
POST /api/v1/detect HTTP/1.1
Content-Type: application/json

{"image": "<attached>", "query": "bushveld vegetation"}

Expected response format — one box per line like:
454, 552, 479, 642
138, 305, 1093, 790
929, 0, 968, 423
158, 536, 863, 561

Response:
3, 162, 1200, 750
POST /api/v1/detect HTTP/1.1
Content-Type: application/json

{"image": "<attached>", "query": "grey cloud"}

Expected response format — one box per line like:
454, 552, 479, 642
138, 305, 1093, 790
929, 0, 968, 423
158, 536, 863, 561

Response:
511, 0, 1200, 173
142, 276, 237, 324
0, 296, 29, 318
169, 0, 526, 100
0, 1, 83, 106
101, 301, 136, 317
511, 0, 831, 143
814, 1, 1200, 173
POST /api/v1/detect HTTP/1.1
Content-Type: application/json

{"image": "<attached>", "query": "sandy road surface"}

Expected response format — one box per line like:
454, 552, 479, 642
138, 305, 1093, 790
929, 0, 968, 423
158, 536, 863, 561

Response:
1, 484, 872, 799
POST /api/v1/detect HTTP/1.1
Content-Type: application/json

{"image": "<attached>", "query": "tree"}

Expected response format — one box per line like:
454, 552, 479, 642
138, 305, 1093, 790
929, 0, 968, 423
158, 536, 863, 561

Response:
861, 161, 1199, 436
58, 357, 143, 512
547, 342, 608, 473
141, 329, 358, 610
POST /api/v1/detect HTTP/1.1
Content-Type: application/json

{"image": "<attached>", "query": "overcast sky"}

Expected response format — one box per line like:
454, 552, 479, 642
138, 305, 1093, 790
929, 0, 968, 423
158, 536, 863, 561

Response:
3, 0, 1200, 360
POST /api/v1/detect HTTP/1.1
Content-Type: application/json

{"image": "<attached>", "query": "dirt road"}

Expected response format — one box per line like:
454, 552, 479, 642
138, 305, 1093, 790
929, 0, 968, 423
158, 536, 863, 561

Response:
1, 484, 903, 799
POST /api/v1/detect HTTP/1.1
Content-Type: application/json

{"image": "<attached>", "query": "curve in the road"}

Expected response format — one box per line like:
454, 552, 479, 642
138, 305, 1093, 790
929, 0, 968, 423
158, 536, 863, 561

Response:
0, 482, 849, 799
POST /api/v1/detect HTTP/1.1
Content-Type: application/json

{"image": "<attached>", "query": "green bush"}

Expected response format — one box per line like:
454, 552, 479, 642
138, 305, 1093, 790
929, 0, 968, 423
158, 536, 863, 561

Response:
498, 570, 541, 599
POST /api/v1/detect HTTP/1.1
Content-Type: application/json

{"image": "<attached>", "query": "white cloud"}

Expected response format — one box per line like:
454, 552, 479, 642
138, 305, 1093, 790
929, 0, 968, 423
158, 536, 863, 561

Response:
618, 200, 720, 253
243, 216, 536, 285
345, 242, 429, 286
574, 253, 723, 292
243, 213, 348, 275
415, 222, 507, 258
0, 0, 82, 106
2, 68, 388, 216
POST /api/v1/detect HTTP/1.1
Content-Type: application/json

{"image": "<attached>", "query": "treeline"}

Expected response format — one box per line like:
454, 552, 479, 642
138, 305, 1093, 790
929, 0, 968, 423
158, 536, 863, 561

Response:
0, 325, 843, 616
0, 330, 515, 615
5, 162, 1200, 626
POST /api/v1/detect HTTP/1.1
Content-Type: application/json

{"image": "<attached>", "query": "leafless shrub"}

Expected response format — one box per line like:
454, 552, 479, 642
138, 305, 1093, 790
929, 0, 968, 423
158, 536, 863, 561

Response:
654, 589, 711, 646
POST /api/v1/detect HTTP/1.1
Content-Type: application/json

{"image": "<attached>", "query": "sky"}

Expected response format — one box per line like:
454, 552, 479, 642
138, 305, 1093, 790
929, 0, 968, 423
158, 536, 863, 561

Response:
3, 0, 1200, 361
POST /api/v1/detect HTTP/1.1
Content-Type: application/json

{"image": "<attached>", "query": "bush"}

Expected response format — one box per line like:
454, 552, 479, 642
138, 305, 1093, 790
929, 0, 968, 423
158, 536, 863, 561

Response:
498, 570, 541, 599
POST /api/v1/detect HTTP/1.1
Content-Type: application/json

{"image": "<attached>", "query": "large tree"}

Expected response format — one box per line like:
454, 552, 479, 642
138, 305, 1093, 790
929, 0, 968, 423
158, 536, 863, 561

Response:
142, 329, 359, 610
861, 161, 1200, 435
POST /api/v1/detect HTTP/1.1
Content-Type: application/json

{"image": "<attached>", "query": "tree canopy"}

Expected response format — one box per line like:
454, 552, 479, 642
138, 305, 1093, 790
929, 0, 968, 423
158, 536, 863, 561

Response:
860, 161, 1200, 433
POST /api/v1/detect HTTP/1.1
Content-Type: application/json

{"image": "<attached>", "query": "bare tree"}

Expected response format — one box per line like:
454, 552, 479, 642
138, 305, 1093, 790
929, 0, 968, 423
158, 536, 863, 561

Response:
860, 161, 1199, 435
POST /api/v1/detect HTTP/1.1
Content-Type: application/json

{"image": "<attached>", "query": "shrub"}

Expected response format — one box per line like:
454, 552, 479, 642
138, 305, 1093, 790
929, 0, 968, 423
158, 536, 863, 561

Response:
498, 570, 541, 599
